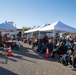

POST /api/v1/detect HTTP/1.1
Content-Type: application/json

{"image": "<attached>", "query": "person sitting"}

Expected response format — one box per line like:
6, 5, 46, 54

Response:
32, 37, 38, 49
65, 40, 72, 50
51, 42, 66, 58
47, 39, 53, 54
43, 35, 49, 45
3, 33, 7, 42
71, 43, 76, 70
60, 47, 72, 66
28, 38, 32, 45
39, 40, 47, 54
36, 39, 42, 52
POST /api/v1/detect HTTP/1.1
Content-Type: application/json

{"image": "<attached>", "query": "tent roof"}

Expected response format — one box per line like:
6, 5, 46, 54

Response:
0, 21, 17, 31
39, 21, 76, 33
24, 26, 39, 33
24, 23, 50, 33
24, 28, 35, 33
32, 23, 50, 32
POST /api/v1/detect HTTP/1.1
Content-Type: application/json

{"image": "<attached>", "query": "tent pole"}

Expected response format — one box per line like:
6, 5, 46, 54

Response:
53, 29, 55, 50
38, 31, 40, 45
26, 33, 28, 43
32, 32, 33, 44
39, 31, 40, 39
32, 32, 33, 38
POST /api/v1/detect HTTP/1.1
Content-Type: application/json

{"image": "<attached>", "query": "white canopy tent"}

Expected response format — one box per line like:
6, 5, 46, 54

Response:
24, 28, 33, 33
24, 26, 40, 33
39, 21, 76, 51
32, 23, 49, 32
39, 21, 76, 33
0, 21, 17, 31
24, 24, 50, 42
24, 23, 49, 33
39, 21, 76, 47
24, 26, 40, 42
0, 21, 17, 37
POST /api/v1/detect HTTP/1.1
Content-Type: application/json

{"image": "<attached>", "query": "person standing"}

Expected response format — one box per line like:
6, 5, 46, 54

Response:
0, 31, 2, 41
0, 31, 4, 47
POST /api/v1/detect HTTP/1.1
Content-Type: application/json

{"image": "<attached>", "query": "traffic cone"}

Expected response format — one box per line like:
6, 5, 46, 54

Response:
7, 46, 13, 56
45, 47, 50, 58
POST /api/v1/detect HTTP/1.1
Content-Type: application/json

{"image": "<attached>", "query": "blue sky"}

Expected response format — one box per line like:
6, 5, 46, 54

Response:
0, 0, 76, 28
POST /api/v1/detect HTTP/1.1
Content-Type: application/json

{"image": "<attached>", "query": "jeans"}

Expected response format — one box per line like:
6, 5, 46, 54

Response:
72, 57, 76, 68
40, 43, 46, 53
61, 54, 70, 63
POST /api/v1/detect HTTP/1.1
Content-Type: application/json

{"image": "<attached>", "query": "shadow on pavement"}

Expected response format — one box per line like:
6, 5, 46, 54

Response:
0, 67, 18, 75
0, 53, 17, 64
13, 55, 36, 63
12, 43, 58, 62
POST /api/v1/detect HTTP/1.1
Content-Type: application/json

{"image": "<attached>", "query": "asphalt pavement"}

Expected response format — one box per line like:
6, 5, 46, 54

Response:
0, 41, 76, 75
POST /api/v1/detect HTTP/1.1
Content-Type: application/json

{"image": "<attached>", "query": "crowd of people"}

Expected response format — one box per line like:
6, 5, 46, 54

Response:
27, 35, 76, 70
0, 31, 19, 49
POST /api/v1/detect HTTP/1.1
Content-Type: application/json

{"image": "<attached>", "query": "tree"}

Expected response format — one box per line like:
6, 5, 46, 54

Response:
22, 26, 30, 37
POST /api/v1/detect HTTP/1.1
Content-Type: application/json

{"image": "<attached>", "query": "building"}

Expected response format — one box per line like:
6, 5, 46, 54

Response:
8, 22, 14, 26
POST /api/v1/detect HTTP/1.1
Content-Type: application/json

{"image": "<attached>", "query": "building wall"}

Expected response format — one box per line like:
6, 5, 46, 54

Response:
8, 22, 14, 25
